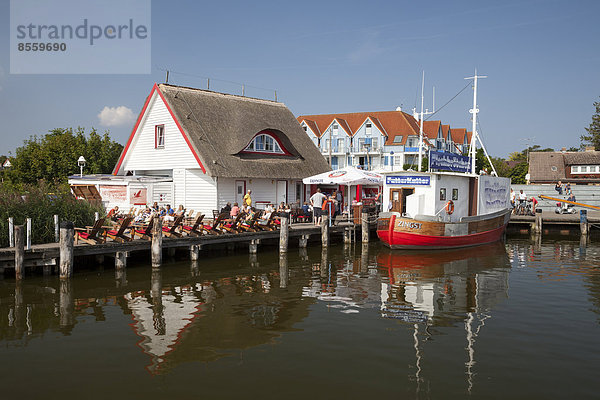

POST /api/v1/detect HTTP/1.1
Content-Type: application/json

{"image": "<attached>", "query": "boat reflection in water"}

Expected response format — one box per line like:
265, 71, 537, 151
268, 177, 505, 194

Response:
377, 242, 511, 392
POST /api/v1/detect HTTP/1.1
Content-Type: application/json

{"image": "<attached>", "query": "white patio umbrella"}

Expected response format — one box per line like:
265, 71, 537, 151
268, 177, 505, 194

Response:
303, 166, 383, 220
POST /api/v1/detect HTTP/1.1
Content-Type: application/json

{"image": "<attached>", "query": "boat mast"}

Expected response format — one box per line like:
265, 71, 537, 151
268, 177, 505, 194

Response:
417, 71, 434, 172
465, 70, 486, 175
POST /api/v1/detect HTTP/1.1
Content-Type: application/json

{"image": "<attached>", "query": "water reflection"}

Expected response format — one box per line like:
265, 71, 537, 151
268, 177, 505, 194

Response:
1, 239, 599, 393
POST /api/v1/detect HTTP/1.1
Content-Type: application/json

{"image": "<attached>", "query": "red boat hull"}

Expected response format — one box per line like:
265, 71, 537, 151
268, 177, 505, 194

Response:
377, 212, 509, 250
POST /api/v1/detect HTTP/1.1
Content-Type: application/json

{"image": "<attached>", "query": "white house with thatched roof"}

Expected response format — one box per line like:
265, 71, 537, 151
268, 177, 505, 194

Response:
87, 83, 329, 215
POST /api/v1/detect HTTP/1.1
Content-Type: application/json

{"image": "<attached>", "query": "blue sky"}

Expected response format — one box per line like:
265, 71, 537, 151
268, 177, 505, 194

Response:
1, 0, 599, 158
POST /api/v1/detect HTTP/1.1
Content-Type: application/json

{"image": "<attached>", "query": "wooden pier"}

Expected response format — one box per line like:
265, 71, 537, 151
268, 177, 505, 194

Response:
0, 217, 375, 277
507, 211, 600, 237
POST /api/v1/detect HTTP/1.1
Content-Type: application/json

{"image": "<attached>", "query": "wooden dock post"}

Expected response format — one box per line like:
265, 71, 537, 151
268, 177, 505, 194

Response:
8, 217, 14, 247
299, 234, 309, 248
361, 243, 369, 274
26, 218, 32, 250
362, 212, 369, 243
534, 214, 543, 235
190, 260, 200, 277
580, 210, 589, 236
344, 227, 352, 244
115, 268, 127, 287
321, 216, 330, 247
59, 221, 74, 279
115, 251, 128, 270
250, 239, 260, 254
14, 225, 24, 280
151, 216, 162, 267
279, 217, 289, 253
59, 279, 74, 330
190, 244, 201, 261
279, 253, 288, 289
54, 215, 59, 242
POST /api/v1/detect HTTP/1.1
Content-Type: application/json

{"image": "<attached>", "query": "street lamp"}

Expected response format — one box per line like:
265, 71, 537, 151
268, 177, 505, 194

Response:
77, 156, 86, 178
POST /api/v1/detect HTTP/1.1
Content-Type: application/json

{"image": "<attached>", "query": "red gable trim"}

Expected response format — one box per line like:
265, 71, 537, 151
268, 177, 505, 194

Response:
112, 83, 206, 175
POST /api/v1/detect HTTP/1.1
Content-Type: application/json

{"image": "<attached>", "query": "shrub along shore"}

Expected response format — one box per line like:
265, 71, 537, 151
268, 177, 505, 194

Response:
0, 181, 103, 246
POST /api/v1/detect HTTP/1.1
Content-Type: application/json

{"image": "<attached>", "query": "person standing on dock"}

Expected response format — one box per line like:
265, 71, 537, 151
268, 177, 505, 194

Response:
310, 188, 327, 226
243, 190, 252, 208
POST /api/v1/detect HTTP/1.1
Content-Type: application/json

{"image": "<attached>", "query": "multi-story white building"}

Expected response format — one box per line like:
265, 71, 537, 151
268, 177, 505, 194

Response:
298, 109, 471, 171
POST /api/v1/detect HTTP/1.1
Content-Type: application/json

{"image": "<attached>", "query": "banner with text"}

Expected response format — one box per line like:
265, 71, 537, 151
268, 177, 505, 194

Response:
386, 175, 430, 186
429, 150, 470, 173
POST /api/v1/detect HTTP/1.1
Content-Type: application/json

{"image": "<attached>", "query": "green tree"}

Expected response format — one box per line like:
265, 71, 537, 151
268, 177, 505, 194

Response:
581, 99, 600, 150
509, 162, 529, 184
6, 127, 123, 184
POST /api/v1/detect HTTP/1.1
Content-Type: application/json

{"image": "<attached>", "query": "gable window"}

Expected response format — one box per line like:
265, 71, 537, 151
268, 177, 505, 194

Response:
303, 126, 307, 132
155, 125, 165, 148
366, 122, 372, 135
333, 124, 339, 135
243, 132, 285, 154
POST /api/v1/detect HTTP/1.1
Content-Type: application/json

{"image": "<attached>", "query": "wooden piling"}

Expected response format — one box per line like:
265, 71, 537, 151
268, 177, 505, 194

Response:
344, 227, 352, 244
279, 217, 289, 253
115, 251, 128, 270
115, 268, 127, 288
14, 225, 24, 280
8, 217, 14, 247
26, 218, 32, 250
190, 244, 201, 261
362, 212, 369, 243
321, 216, 330, 247
580, 210, 589, 236
59, 221, 74, 279
249, 239, 260, 254
59, 279, 74, 329
151, 216, 162, 267
361, 243, 369, 274
299, 234, 309, 248
279, 254, 288, 289
54, 215, 59, 242
534, 214, 542, 235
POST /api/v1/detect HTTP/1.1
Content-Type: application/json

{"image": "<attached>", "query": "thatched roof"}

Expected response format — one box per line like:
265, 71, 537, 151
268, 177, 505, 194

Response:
158, 84, 330, 179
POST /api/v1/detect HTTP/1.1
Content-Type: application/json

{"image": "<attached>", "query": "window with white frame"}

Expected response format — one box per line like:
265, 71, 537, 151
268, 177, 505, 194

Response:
590, 166, 597, 173
572, 166, 578, 173
244, 133, 284, 154
324, 139, 330, 151
338, 138, 344, 152
571, 165, 600, 174
581, 166, 588, 173
372, 137, 378, 149
393, 135, 403, 144
333, 124, 339, 135
155, 125, 165, 148
366, 122, 372, 135
407, 137, 417, 147
394, 156, 403, 166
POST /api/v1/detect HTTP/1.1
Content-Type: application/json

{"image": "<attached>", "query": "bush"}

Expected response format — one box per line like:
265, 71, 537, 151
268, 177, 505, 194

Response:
0, 181, 103, 246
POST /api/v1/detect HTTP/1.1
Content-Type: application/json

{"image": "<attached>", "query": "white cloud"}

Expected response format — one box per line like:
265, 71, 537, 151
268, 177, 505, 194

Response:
98, 106, 136, 127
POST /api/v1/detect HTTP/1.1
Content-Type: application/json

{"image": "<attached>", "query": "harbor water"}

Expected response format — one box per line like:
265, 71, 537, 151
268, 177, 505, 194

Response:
0, 238, 599, 399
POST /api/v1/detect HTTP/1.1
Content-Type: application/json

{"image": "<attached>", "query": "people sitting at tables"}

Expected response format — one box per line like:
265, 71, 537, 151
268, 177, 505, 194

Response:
175, 205, 186, 217
151, 202, 159, 212
164, 204, 175, 222
107, 206, 120, 222
230, 202, 240, 217
221, 202, 232, 214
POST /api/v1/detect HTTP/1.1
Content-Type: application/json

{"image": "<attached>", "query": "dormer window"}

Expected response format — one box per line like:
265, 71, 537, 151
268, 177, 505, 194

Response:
243, 131, 287, 155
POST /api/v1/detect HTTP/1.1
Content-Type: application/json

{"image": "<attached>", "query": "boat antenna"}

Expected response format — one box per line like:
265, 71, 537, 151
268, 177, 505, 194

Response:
465, 70, 487, 175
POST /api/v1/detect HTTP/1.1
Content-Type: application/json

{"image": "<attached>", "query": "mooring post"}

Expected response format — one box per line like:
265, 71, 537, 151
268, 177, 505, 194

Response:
580, 210, 589, 236
190, 260, 200, 277
151, 216, 163, 267
534, 214, 543, 235
59, 221, 74, 279
59, 279, 74, 331
361, 243, 369, 274
249, 239, 260, 254
14, 225, 24, 280
344, 227, 352, 244
54, 215, 59, 242
8, 217, 14, 247
279, 217, 289, 253
321, 216, 330, 247
279, 253, 288, 289
115, 251, 128, 270
190, 244, 201, 261
25, 218, 32, 250
115, 268, 127, 288
299, 234, 309, 248
362, 212, 369, 243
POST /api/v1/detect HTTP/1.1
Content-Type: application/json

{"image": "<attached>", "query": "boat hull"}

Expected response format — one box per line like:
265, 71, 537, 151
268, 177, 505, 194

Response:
377, 210, 510, 250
